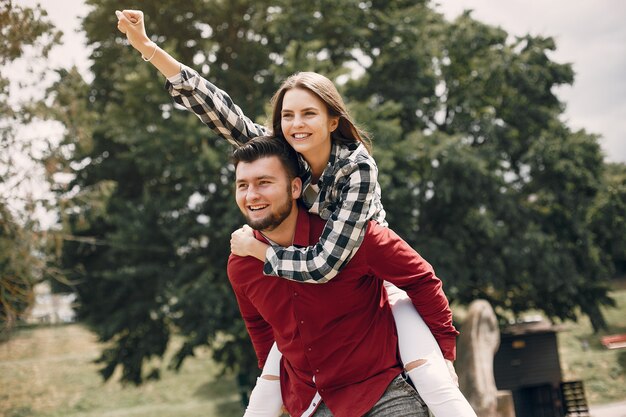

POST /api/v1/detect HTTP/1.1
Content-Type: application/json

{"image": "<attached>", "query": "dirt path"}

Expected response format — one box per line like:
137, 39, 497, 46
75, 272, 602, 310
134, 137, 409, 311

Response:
590, 401, 626, 417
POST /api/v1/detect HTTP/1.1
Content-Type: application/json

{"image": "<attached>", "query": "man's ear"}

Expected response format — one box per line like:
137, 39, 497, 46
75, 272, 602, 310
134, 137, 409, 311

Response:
291, 177, 303, 199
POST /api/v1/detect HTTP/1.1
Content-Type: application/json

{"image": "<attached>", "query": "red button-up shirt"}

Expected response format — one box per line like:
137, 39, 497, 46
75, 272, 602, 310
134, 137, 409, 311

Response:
227, 208, 458, 417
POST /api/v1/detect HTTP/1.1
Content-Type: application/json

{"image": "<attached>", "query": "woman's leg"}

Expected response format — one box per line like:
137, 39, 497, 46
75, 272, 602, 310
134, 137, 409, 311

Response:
384, 282, 477, 417
244, 342, 284, 417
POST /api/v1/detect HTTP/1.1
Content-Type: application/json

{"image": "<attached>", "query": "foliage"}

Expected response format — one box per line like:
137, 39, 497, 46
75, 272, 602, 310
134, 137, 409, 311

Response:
0, 203, 34, 335
589, 163, 626, 277
346, 10, 616, 330
1, 0, 61, 194
43, 0, 620, 386
0, 0, 60, 337
558, 286, 626, 404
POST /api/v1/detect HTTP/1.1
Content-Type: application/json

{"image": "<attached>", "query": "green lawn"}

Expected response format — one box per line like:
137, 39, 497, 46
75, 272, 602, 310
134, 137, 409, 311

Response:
1, 284, 625, 416
0, 325, 245, 417
558, 285, 626, 404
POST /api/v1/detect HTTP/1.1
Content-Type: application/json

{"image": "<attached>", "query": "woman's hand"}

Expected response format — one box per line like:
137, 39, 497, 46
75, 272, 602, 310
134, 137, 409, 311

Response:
115, 9, 151, 53
114, 9, 181, 78
231, 225, 269, 261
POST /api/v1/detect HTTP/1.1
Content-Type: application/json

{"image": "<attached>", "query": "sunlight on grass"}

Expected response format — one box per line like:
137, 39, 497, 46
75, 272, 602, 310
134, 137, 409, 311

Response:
0, 325, 245, 417
559, 289, 626, 405
2, 285, 624, 416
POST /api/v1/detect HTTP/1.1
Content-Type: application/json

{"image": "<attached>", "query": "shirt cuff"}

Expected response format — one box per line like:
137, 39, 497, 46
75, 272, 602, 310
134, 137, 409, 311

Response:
439, 337, 457, 361
262, 246, 278, 276
166, 71, 182, 84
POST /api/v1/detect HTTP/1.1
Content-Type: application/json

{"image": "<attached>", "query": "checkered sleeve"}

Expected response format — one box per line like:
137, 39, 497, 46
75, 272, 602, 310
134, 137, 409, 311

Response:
166, 65, 269, 145
263, 158, 379, 283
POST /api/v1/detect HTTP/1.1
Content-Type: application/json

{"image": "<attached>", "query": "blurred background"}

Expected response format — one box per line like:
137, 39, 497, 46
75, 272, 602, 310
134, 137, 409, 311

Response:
1, 1, 625, 416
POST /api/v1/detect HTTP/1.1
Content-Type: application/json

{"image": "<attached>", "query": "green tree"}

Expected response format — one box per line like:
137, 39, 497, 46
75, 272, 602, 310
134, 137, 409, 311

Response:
0, 202, 34, 335
347, 11, 615, 329
45, 0, 617, 387
46, 0, 276, 385
0, 0, 60, 336
589, 163, 626, 277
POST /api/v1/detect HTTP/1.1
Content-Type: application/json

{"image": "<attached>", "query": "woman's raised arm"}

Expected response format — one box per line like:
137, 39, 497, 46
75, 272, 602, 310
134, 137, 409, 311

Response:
115, 9, 267, 146
115, 9, 181, 79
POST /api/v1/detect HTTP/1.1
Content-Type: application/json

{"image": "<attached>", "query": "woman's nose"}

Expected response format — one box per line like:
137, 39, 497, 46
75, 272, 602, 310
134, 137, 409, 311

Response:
293, 114, 304, 127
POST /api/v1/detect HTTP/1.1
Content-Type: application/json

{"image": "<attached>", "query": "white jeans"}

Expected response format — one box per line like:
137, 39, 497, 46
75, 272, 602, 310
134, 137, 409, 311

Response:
244, 282, 477, 417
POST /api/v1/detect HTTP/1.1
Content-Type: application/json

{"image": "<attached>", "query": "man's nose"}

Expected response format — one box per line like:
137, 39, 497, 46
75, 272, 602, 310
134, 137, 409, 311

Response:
246, 186, 260, 200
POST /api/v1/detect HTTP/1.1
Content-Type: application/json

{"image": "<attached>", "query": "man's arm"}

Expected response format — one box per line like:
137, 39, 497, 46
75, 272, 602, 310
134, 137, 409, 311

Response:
227, 258, 275, 368
365, 223, 459, 360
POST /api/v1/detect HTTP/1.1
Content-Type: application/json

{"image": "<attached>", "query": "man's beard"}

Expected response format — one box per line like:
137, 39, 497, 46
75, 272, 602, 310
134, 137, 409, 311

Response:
245, 195, 293, 232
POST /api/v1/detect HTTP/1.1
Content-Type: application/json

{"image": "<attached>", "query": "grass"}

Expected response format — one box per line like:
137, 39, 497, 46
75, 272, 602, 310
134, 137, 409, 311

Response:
0, 325, 245, 417
558, 284, 626, 404
1, 283, 625, 416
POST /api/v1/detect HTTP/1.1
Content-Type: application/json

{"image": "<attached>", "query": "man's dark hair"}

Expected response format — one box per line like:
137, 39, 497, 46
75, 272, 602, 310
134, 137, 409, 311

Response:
232, 136, 302, 180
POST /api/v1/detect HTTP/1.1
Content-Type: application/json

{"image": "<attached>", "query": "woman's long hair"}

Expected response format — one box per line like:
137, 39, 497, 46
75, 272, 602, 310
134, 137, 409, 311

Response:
270, 72, 372, 154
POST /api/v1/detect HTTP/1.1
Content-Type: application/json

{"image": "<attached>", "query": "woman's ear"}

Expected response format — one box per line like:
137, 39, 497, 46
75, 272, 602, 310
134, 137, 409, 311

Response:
330, 116, 339, 132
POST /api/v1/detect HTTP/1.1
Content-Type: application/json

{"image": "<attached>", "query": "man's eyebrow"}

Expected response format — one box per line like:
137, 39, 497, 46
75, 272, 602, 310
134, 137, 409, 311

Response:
236, 175, 277, 183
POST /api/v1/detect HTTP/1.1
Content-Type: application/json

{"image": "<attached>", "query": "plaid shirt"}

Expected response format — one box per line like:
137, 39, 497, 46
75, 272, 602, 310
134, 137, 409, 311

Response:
167, 65, 387, 283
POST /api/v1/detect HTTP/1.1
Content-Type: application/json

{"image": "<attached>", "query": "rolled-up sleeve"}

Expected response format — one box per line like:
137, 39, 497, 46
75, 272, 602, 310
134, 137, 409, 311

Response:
166, 65, 268, 145
263, 158, 379, 283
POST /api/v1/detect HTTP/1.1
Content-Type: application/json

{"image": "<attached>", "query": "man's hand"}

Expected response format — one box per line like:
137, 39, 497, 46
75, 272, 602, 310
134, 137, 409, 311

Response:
445, 359, 459, 386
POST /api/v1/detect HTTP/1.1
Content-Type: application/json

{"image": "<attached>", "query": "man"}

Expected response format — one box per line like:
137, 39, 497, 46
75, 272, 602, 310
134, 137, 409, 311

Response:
228, 136, 458, 417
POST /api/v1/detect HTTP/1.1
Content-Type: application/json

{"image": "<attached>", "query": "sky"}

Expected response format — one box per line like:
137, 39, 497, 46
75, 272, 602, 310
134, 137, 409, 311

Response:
16, 0, 624, 163
436, 0, 626, 164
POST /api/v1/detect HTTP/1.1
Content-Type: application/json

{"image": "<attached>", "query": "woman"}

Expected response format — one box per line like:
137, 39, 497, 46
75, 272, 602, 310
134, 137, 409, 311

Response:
116, 9, 476, 417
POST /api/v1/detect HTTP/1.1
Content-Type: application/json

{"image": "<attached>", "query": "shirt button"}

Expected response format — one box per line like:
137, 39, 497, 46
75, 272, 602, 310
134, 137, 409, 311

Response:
321, 388, 325, 393
300, 320, 304, 324
308, 347, 312, 352
316, 369, 320, 373
293, 292, 298, 296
